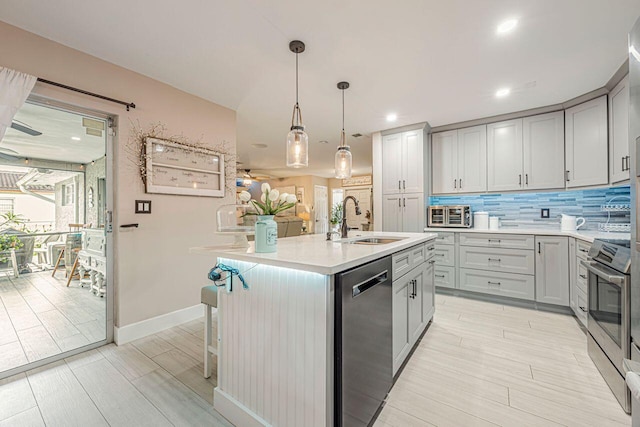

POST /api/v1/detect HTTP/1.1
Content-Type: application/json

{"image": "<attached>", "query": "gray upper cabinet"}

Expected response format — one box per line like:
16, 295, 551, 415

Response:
487, 119, 524, 192
381, 130, 423, 195
522, 111, 565, 190
565, 96, 608, 188
432, 125, 486, 195
609, 75, 630, 184
535, 236, 570, 306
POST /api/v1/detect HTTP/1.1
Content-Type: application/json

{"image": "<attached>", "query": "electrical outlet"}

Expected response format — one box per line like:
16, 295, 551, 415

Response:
540, 208, 550, 219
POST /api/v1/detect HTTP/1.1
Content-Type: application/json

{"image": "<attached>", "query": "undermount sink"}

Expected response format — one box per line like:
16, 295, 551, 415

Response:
343, 237, 407, 245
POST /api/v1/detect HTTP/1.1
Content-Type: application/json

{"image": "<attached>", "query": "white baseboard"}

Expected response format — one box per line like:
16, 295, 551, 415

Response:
214, 388, 269, 427
114, 304, 204, 345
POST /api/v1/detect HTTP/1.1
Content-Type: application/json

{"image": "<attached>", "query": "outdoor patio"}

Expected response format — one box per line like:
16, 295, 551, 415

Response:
0, 269, 106, 372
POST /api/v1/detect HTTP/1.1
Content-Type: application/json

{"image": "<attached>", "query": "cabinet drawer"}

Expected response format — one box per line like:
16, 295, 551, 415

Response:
459, 268, 535, 300
459, 246, 534, 275
576, 240, 591, 260
425, 241, 436, 261
434, 265, 455, 289
392, 243, 427, 279
434, 245, 455, 267
577, 260, 588, 294
459, 233, 534, 250
575, 287, 588, 326
434, 232, 455, 245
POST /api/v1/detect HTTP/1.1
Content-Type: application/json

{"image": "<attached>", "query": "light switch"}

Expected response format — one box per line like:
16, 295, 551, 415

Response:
540, 208, 550, 219
135, 200, 152, 214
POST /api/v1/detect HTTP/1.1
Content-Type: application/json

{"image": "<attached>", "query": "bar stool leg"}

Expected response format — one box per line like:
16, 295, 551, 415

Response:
204, 304, 212, 378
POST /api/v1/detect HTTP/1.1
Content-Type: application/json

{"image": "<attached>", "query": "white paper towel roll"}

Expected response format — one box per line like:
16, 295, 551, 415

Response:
474, 212, 489, 230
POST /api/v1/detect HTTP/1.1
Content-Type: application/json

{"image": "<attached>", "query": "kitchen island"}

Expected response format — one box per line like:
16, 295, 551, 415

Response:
191, 231, 437, 427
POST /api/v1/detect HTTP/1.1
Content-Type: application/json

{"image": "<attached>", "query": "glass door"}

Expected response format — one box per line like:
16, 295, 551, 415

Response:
0, 97, 113, 379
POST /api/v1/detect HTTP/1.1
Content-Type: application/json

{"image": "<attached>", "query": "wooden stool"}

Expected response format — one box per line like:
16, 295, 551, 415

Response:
201, 285, 218, 378
51, 248, 65, 278
66, 248, 82, 287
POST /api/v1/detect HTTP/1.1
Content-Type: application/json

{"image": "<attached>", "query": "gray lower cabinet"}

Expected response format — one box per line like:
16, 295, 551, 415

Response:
535, 236, 570, 306
434, 265, 455, 288
459, 268, 535, 300
392, 244, 435, 375
459, 246, 534, 275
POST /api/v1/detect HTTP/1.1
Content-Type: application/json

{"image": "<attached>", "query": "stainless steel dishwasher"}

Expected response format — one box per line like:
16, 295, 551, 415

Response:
335, 256, 392, 427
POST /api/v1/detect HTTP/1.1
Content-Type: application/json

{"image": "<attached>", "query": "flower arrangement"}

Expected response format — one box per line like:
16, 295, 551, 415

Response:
239, 183, 297, 216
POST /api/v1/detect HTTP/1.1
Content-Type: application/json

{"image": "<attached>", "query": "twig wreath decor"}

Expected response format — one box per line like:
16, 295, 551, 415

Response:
126, 121, 237, 195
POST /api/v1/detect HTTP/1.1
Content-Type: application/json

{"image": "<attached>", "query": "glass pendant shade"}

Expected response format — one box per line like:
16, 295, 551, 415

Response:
286, 126, 309, 168
335, 145, 352, 179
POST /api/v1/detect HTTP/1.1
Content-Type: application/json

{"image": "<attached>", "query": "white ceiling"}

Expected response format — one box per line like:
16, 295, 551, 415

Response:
1, 0, 638, 177
2, 102, 106, 163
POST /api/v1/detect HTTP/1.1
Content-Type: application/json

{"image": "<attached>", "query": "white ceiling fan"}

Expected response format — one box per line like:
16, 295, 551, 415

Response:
238, 169, 270, 185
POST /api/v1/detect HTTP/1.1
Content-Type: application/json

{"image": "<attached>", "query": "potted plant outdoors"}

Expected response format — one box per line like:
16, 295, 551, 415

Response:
330, 204, 343, 232
238, 184, 297, 253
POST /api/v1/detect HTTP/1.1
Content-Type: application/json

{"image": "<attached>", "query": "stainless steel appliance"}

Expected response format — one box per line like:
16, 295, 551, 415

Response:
583, 238, 632, 412
427, 205, 472, 228
335, 256, 392, 426
630, 16, 640, 424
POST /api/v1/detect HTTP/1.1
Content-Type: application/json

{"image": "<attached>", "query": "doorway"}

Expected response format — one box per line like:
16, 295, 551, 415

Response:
314, 185, 328, 234
0, 98, 113, 378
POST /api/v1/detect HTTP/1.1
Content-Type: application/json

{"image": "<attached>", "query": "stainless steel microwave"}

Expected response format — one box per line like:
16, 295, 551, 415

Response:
427, 205, 472, 228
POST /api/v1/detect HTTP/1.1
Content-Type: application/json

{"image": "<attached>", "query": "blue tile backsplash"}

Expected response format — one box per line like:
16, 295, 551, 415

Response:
428, 186, 631, 230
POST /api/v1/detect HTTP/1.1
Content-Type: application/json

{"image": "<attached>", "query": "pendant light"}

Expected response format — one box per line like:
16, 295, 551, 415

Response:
286, 40, 308, 168
335, 81, 352, 179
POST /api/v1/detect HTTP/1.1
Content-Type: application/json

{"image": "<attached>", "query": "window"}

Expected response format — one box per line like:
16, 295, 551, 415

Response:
331, 189, 343, 209
0, 198, 14, 215
63, 183, 75, 206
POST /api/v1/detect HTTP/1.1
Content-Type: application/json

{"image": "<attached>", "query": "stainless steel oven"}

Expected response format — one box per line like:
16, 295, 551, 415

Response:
583, 238, 631, 413
427, 205, 471, 228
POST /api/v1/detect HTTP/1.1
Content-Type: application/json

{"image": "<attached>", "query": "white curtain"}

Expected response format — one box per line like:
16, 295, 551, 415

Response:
0, 67, 37, 141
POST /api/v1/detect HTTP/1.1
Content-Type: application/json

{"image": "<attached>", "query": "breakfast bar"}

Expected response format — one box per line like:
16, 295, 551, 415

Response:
191, 231, 437, 427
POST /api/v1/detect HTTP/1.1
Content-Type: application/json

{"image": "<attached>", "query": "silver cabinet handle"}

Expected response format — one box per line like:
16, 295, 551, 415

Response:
488, 258, 501, 262
519, 174, 522, 186
579, 248, 589, 253
565, 170, 570, 182
580, 260, 626, 286
459, 179, 463, 189
435, 274, 445, 278
454, 179, 457, 189
579, 274, 587, 279
488, 281, 501, 285
525, 174, 528, 185
403, 180, 406, 190
398, 180, 401, 190
579, 306, 588, 313
488, 239, 501, 243
403, 198, 405, 208
398, 198, 401, 208
538, 242, 541, 254
627, 156, 631, 171
623, 156, 626, 172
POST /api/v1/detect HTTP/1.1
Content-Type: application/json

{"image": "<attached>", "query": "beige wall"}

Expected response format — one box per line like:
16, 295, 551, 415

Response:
0, 21, 236, 327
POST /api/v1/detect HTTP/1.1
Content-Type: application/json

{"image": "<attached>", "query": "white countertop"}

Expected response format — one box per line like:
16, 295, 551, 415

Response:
190, 231, 437, 275
423, 226, 630, 243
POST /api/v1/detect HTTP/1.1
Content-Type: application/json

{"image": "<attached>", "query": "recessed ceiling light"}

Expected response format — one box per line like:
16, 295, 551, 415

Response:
495, 88, 511, 98
386, 113, 397, 122
71, 137, 81, 141
252, 143, 268, 149
318, 140, 329, 144
497, 18, 518, 34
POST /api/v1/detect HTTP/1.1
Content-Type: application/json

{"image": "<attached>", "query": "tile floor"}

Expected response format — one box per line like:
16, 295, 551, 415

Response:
375, 294, 632, 427
0, 271, 106, 373
0, 294, 632, 426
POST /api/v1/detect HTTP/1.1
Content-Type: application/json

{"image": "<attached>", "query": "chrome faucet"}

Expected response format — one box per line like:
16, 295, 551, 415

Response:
340, 196, 362, 238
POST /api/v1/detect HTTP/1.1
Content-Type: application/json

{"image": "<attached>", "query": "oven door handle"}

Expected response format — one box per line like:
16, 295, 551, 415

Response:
580, 260, 626, 286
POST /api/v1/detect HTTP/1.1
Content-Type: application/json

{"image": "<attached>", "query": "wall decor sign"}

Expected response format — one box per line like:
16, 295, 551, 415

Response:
145, 137, 225, 197
342, 175, 372, 187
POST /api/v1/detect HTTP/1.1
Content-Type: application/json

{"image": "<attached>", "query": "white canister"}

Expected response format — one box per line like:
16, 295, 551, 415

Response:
489, 217, 500, 230
474, 212, 489, 230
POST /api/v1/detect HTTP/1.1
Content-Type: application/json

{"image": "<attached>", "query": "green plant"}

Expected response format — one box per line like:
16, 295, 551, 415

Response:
0, 212, 27, 229
330, 204, 343, 225
0, 234, 24, 263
